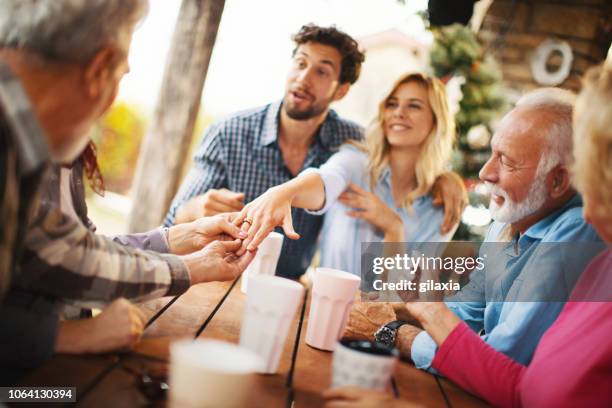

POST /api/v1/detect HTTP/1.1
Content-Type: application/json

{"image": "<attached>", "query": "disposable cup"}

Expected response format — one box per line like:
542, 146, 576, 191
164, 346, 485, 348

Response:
241, 232, 284, 293
240, 275, 304, 374
169, 339, 263, 408
305, 267, 360, 351
331, 339, 399, 391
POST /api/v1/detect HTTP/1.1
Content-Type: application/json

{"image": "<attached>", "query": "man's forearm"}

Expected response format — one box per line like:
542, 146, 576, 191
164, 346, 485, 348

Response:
111, 228, 169, 253
396, 324, 423, 359
391, 303, 421, 327
55, 319, 91, 353
416, 304, 462, 347
20, 206, 190, 303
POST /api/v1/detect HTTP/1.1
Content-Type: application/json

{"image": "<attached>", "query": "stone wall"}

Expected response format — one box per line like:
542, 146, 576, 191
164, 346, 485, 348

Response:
479, 0, 611, 93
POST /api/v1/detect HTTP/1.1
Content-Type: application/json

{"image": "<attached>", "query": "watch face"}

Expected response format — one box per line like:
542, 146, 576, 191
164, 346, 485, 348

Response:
374, 327, 395, 346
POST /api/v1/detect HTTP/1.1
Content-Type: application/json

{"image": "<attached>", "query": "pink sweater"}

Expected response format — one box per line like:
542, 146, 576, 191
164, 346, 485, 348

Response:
432, 250, 612, 408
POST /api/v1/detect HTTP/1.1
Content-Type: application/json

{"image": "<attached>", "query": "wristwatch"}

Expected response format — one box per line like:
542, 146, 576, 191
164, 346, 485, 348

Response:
374, 320, 408, 347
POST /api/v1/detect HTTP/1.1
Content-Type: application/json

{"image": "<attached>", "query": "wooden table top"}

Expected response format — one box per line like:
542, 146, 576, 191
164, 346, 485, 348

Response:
17, 277, 490, 407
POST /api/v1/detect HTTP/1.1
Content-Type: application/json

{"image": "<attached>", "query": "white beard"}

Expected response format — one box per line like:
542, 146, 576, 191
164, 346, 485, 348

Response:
486, 175, 548, 224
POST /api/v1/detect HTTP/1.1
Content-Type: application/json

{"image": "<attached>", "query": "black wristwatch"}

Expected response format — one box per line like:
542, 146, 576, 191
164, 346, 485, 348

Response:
374, 320, 408, 347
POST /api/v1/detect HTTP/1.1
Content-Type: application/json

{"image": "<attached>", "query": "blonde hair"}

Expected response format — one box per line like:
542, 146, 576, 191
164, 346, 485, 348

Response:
351, 72, 455, 209
572, 63, 612, 209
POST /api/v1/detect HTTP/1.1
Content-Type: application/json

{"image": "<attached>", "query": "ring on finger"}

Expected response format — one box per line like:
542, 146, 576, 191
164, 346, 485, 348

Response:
242, 217, 253, 226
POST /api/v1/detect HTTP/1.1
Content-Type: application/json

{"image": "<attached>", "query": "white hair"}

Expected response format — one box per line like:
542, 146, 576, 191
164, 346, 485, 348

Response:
0, 0, 148, 63
516, 87, 576, 173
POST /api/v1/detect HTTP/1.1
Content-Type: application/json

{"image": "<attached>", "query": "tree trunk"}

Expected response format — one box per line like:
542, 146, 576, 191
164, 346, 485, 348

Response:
128, 0, 225, 232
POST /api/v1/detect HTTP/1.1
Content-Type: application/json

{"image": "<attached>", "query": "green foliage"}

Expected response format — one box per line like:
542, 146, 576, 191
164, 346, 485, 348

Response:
430, 24, 506, 143
429, 24, 508, 240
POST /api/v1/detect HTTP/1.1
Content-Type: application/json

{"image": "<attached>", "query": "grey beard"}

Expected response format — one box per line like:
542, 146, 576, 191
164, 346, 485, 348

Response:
487, 176, 548, 224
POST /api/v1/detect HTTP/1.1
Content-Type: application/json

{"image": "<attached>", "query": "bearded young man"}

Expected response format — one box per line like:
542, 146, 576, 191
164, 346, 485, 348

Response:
164, 24, 467, 279
343, 87, 603, 372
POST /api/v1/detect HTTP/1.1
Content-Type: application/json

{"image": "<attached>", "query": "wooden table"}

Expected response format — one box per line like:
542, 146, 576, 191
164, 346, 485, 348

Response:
17, 278, 490, 407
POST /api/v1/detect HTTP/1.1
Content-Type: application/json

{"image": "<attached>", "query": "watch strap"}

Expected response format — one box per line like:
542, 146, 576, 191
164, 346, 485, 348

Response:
385, 320, 408, 331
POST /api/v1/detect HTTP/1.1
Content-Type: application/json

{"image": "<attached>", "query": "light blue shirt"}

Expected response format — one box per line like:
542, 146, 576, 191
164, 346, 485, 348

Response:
411, 194, 603, 371
304, 144, 453, 278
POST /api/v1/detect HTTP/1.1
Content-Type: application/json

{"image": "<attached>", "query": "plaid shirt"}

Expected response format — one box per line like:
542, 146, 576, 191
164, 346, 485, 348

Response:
0, 63, 190, 307
165, 101, 364, 278
0, 63, 49, 299
14, 161, 189, 308
0, 63, 190, 371
1, 62, 56, 371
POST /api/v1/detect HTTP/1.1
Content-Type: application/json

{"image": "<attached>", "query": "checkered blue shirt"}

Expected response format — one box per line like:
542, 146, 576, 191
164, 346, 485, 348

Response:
164, 101, 364, 278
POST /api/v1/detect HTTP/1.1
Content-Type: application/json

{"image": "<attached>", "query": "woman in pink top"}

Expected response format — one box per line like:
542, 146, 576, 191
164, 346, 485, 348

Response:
323, 64, 612, 408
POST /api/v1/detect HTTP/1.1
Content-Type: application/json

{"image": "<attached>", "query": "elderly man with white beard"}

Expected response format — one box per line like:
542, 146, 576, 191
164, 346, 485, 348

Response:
343, 87, 604, 374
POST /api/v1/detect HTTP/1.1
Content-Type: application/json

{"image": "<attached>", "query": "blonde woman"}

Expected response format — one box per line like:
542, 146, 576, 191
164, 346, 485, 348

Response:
236, 72, 458, 276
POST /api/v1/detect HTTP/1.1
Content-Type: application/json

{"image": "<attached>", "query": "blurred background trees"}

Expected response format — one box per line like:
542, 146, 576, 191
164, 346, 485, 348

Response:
92, 103, 146, 195
429, 23, 506, 240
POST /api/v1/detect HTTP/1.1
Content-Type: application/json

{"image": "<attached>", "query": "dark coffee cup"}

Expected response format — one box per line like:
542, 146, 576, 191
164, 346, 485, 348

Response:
331, 339, 399, 391
339, 339, 399, 357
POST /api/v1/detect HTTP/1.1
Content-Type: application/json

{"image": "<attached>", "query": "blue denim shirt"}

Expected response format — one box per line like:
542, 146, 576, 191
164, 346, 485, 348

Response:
305, 144, 453, 277
411, 194, 603, 371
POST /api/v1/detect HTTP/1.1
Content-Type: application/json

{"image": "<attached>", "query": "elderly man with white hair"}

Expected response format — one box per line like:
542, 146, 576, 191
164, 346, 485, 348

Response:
0, 0, 254, 380
341, 87, 603, 376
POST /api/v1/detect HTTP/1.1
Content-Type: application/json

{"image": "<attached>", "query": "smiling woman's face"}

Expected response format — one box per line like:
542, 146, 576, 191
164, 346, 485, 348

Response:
382, 81, 434, 148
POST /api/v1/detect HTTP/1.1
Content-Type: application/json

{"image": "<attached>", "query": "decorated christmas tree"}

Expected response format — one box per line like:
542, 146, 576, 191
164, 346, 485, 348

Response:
429, 24, 507, 239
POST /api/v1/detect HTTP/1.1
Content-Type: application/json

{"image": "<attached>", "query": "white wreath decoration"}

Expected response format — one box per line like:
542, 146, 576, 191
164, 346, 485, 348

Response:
530, 39, 573, 86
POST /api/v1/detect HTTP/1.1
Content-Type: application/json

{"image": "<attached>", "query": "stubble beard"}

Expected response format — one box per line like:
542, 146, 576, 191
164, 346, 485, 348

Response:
283, 93, 331, 121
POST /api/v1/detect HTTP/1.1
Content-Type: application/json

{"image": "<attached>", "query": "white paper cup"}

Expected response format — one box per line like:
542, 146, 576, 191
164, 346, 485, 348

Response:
241, 232, 284, 293
332, 339, 399, 391
305, 267, 361, 351
169, 339, 263, 408
240, 275, 304, 374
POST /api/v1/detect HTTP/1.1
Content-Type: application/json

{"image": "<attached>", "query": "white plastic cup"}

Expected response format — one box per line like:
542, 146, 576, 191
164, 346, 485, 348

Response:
241, 232, 284, 293
239, 275, 304, 374
331, 339, 399, 391
169, 339, 263, 408
305, 267, 361, 351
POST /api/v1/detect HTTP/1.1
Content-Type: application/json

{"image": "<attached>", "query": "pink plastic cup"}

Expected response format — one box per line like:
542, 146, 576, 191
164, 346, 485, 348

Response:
305, 268, 361, 351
